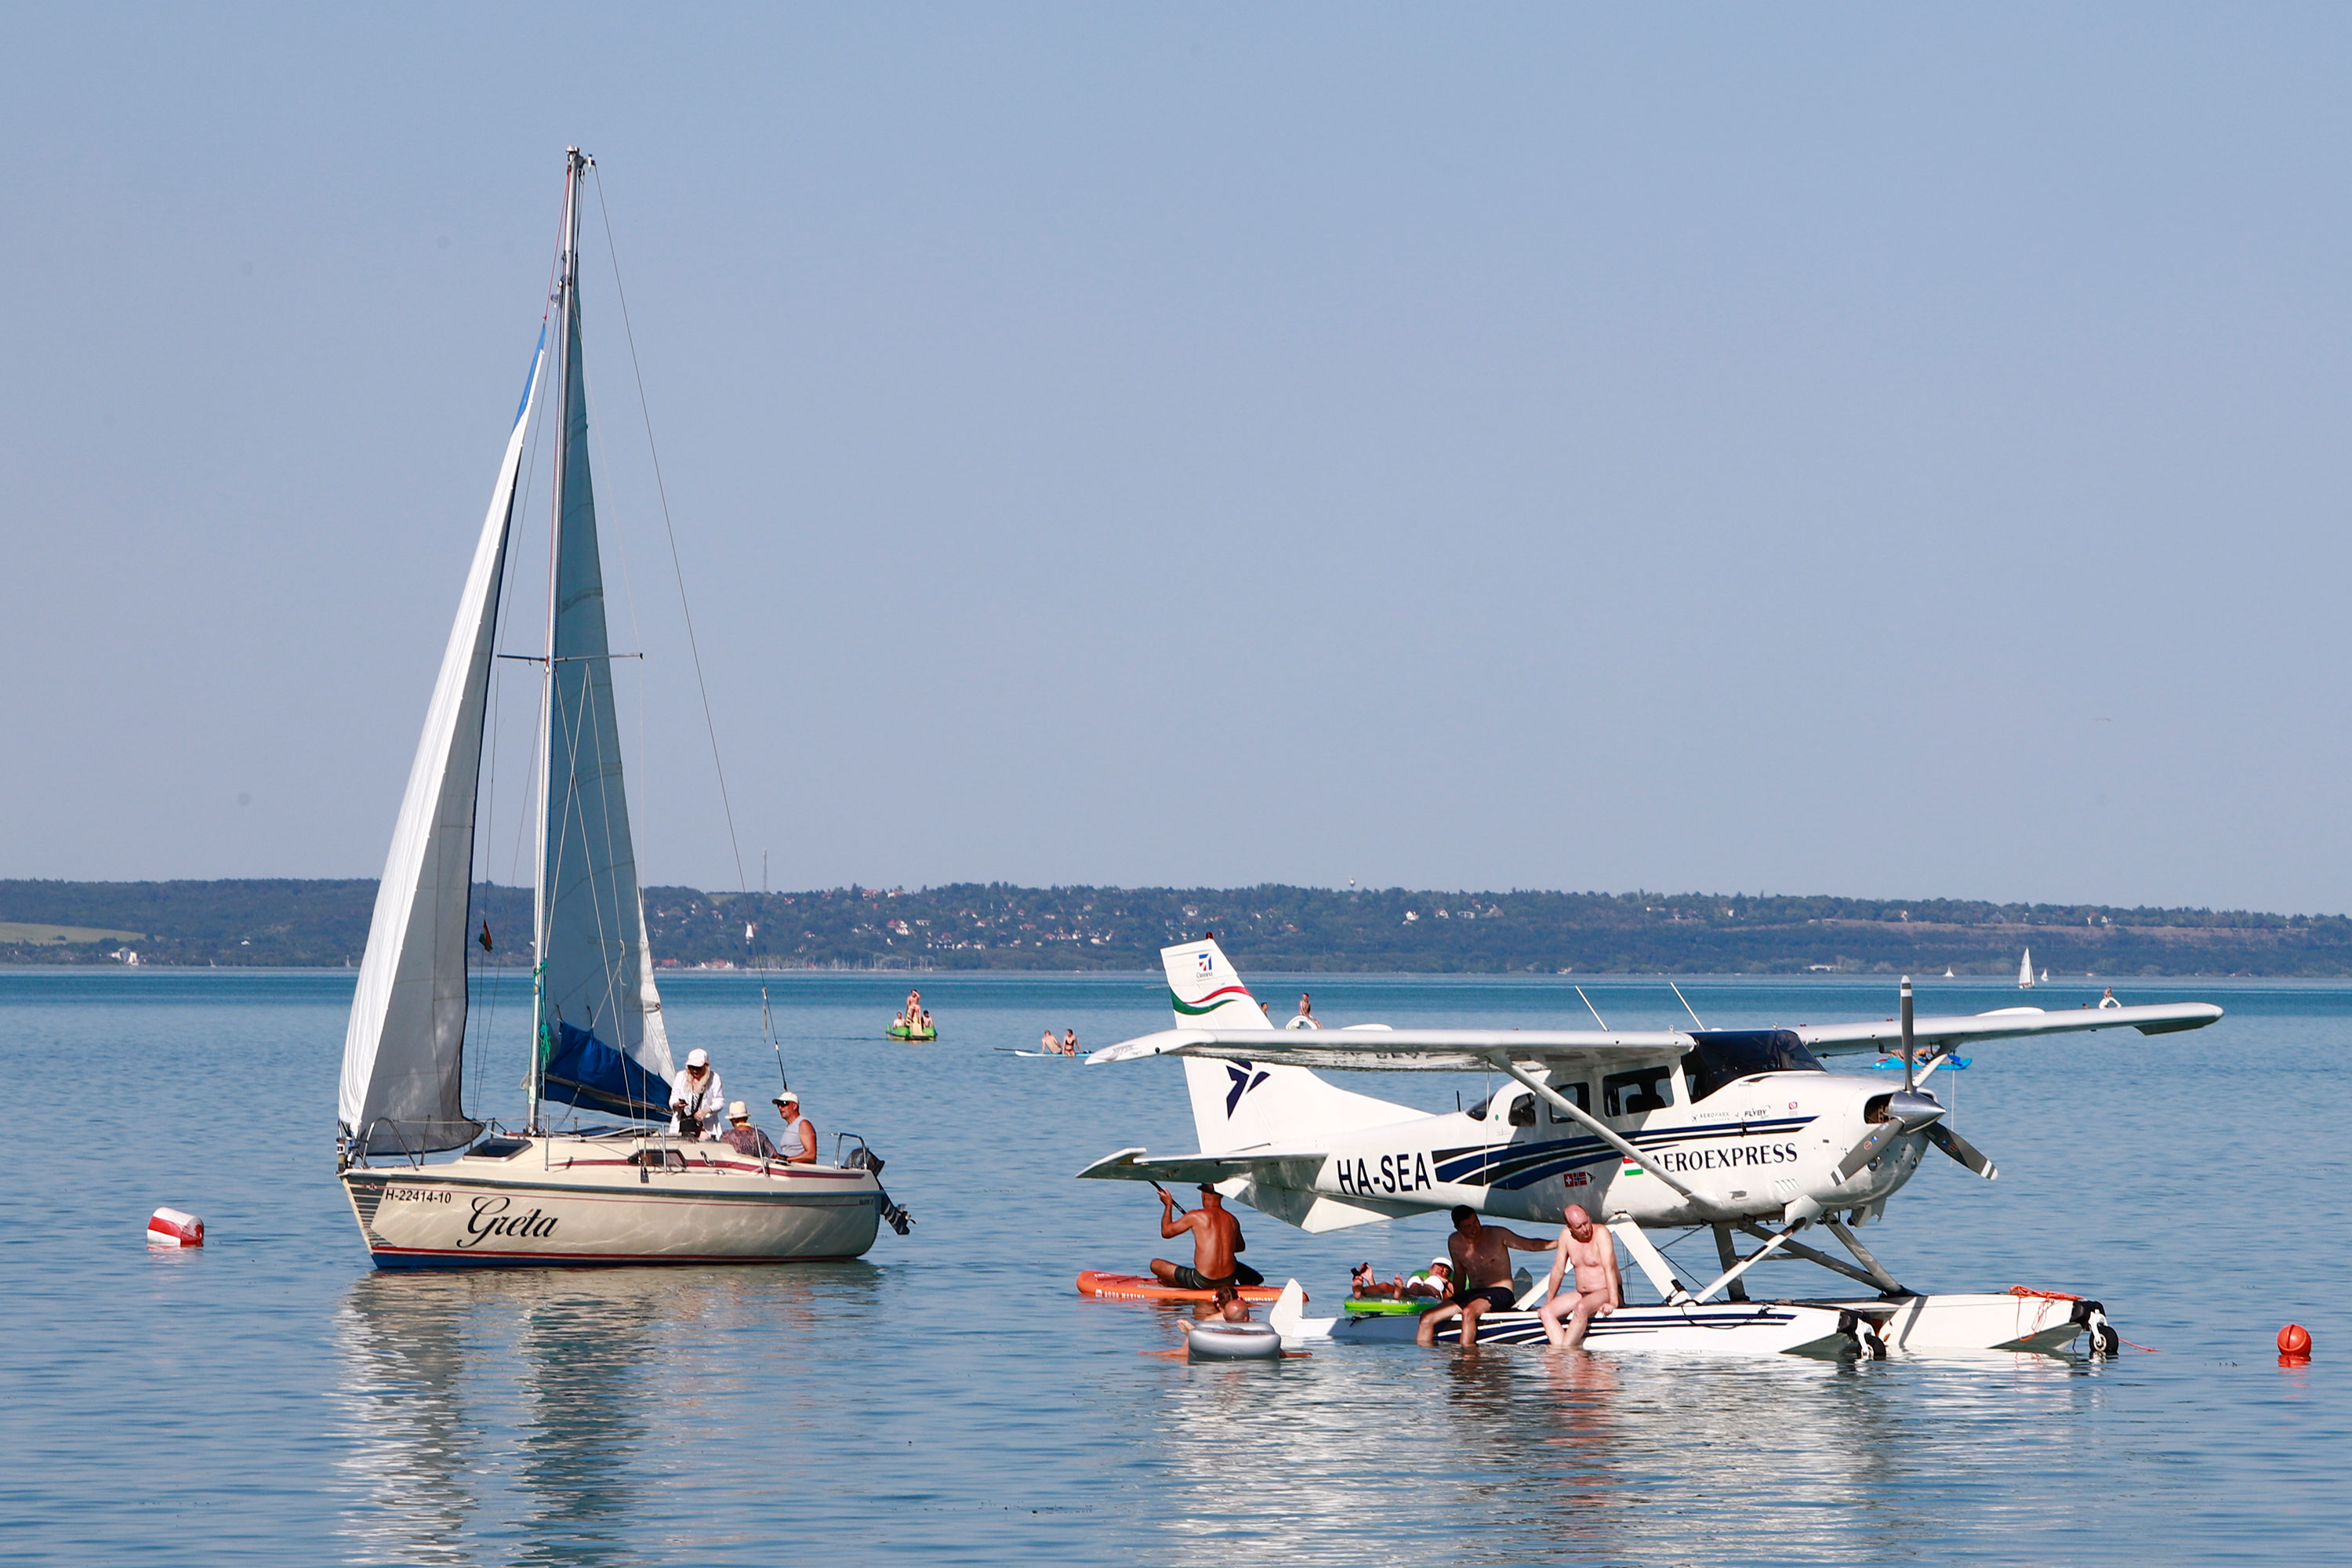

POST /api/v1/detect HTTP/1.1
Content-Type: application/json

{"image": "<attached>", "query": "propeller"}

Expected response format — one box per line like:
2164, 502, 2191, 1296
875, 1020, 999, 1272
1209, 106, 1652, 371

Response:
1834, 976, 2000, 1183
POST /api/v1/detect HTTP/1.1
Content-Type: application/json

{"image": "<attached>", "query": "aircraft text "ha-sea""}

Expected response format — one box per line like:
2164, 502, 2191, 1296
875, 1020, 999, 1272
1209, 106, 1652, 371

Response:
1333, 1153, 1432, 1196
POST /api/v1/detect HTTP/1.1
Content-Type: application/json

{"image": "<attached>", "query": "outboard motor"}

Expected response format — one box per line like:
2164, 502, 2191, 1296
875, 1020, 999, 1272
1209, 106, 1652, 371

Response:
846, 1143, 913, 1236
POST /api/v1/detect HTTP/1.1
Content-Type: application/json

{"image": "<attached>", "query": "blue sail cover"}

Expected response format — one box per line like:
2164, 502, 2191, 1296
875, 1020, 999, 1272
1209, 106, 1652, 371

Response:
541, 1021, 670, 1119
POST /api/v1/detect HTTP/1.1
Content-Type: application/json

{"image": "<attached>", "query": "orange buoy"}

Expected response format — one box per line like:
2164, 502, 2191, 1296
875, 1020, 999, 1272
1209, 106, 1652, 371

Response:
2278, 1323, 2311, 1356
147, 1207, 205, 1248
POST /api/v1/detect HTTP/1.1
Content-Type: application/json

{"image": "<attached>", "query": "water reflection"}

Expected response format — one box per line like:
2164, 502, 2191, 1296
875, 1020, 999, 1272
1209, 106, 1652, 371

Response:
1141, 1341, 2090, 1566
333, 1266, 881, 1565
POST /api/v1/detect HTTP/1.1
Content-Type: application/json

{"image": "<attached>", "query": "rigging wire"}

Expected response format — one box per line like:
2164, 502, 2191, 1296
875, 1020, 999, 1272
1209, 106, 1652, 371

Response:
588, 165, 749, 898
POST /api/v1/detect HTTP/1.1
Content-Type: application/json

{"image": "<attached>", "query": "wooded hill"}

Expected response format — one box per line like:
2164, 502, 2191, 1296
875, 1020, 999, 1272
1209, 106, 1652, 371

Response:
3, 879, 2347, 975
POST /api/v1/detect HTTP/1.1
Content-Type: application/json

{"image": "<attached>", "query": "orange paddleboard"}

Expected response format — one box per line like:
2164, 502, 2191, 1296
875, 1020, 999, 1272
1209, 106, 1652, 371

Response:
1076, 1270, 1291, 1304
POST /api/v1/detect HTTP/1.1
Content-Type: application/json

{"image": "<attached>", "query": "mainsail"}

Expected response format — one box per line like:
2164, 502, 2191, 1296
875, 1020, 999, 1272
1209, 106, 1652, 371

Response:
532, 150, 676, 1120
338, 336, 546, 1156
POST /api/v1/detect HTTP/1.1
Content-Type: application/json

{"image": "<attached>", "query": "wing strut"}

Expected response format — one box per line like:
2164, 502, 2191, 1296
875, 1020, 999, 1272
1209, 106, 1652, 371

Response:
1486, 1053, 1715, 1213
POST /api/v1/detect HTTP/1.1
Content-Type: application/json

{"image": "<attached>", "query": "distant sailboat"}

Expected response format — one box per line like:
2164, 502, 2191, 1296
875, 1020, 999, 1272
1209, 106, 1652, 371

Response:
2017, 949, 2034, 989
336, 150, 899, 1268
1944, 966, 1955, 978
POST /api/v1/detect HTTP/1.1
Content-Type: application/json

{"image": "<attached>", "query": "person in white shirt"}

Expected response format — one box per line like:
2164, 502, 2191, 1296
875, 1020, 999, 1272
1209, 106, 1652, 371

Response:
670, 1048, 724, 1140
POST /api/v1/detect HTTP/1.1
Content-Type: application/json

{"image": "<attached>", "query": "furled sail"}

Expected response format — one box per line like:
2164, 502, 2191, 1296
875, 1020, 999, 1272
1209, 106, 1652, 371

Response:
533, 211, 676, 1120
339, 335, 545, 1156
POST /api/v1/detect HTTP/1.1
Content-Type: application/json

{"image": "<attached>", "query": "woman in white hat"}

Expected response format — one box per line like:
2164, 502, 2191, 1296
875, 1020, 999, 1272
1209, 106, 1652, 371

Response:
669, 1047, 724, 1140
772, 1089, 818, 1164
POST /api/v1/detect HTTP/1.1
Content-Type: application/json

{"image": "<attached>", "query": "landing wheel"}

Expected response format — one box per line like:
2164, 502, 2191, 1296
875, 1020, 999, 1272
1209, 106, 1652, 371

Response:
1838, 1311, 1887, 1360
2095, 1323, 2120, 1356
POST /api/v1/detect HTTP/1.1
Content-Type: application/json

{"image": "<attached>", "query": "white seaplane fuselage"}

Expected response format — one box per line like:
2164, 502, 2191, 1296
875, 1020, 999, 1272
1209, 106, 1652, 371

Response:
1296, 1063, 1922, 1233
341, 1134, 883, 1269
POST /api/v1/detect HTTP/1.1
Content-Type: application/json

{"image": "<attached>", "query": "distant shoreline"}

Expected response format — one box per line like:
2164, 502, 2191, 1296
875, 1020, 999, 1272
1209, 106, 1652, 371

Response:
5, 877, 2348, 977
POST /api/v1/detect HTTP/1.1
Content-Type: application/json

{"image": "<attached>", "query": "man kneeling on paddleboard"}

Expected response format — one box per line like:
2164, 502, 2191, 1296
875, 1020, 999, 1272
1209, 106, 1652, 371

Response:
1151, 1184, 1265, 1291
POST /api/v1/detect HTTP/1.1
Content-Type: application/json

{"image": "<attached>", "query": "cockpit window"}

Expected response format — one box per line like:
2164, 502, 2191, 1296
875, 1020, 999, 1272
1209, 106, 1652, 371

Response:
1682, 1029, 1828, 1103
1504, 1091, 1536, 1127
1544, 1080, 1591, 1123
1602, 1066, 1675, 1117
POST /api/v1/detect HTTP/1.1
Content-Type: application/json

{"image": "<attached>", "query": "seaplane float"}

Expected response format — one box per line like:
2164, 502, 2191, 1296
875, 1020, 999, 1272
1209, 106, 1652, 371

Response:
334, 151, 907, 1267
1081, 939, 2222, 1358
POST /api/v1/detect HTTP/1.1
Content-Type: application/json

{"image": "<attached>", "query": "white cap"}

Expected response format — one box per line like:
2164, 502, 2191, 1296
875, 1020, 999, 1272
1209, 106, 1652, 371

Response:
1429, 1256, 1453, 1271
686, 1048, 709, 1068
728, 1101, 748, 1120
774, 1089, 799, 1105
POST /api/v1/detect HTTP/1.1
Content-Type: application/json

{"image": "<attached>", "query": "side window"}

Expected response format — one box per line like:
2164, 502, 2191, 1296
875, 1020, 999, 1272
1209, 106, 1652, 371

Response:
1602, 1066, 1675, 1117
1505, 1091, 1536, 1127
1544, 1081, 1592, 1123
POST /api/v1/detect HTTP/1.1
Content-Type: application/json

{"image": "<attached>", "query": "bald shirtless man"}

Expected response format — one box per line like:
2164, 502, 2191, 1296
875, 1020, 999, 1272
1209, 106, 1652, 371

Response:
1416, 1205, 1556, 1348
1151, 1184, 1265, 1290
1535, 1203, 1623, 1349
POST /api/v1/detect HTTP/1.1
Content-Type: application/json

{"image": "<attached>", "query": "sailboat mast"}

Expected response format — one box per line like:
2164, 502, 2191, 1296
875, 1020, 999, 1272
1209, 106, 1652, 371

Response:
528, 147, 591, 1134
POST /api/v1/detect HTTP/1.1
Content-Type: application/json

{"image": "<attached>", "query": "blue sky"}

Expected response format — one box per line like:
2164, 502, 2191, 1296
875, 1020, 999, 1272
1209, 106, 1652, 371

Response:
5, 5, 2348, 910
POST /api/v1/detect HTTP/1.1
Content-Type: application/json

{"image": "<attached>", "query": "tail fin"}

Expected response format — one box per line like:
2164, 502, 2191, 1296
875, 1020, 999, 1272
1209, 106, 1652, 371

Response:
1163, 937, 1269, 1028
1160, 938, 1417, 1156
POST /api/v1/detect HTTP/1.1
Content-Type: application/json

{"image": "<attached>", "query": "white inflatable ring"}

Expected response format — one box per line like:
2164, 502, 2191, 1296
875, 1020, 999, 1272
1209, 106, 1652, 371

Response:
1186, 1319, 1283, 1359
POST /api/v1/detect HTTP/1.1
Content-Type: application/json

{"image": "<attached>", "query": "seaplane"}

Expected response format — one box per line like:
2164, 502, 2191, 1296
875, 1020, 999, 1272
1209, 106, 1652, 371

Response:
1080, 939, 2222, 1358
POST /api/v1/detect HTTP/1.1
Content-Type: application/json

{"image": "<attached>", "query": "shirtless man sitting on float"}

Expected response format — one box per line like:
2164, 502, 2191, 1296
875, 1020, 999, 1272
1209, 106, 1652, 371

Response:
1535, 1203, 1623, 1348
1416, 1204, 1555, 1348
1151, 1184, 1265, 1290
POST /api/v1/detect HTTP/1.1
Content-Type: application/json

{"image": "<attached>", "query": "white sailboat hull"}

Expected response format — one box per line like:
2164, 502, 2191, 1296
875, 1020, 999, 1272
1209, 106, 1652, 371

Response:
341, 1136, 882, 1269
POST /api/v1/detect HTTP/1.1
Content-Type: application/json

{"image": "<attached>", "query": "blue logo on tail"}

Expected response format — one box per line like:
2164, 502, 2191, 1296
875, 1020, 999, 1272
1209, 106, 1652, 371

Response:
1225, 1060, 1271, 1116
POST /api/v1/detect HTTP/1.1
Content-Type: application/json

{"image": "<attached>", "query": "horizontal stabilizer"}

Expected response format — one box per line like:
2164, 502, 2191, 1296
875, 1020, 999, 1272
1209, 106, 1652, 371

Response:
1078, 1145, 1414, 1232
1077, 1145, 1325, 1190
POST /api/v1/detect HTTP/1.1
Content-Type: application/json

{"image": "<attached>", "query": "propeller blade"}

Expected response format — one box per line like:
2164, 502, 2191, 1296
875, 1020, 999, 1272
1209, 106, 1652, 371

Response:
1836, 1121, 1904, 1181
1899, 976, 1915, 1094
1924, 1121, 1998, 1180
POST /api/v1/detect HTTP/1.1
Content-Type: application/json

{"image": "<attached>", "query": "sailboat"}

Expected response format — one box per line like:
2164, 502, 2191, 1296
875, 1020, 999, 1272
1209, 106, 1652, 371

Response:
2017, 949, 2034, 990
336, 151, 894, 1268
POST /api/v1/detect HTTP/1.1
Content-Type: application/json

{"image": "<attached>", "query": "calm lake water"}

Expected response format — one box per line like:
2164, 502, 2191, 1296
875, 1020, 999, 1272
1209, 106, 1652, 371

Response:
1, 968, 2343, 1565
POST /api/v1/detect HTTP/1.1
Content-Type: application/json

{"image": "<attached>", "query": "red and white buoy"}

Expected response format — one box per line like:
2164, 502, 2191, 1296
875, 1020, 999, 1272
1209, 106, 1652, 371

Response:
147, 1207, 205, 1247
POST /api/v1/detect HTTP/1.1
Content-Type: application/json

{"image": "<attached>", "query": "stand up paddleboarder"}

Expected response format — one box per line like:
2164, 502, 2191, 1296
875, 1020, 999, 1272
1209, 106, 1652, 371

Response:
1150, 1183, 1265, 1290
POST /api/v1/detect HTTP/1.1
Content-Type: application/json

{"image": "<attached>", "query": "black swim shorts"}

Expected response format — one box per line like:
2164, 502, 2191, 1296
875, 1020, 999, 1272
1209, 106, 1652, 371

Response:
1452, 1283, 1517, 1312
1171, 1265, 1234, 1291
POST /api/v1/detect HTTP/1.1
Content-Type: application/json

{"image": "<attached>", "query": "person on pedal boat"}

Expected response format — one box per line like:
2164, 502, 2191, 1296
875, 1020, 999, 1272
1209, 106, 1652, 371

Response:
771, 1090, 818, 1163
721, 1102, 781, 1160
669, 1048, 724, 1140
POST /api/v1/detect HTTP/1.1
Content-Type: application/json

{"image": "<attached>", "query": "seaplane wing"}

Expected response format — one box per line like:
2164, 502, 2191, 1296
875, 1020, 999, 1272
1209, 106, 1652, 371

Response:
1087, 1027, 1692, 1073
1795, 1001, 2223, 1057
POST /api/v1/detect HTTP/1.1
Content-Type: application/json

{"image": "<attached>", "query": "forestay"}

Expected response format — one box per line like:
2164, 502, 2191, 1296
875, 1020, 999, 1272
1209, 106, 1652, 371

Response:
338, 337, 546, 1156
